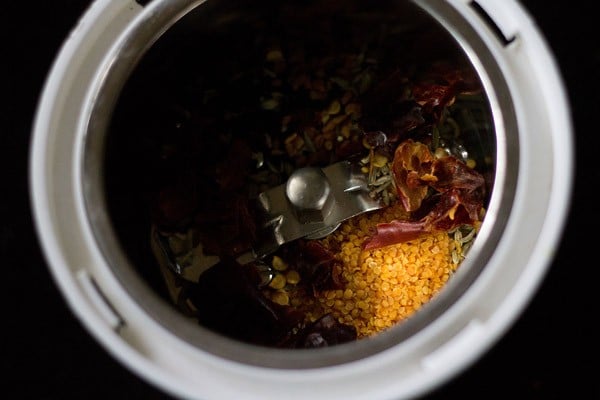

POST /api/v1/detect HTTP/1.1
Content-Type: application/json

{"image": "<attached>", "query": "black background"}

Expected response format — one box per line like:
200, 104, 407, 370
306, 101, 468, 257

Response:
3, 1, 598, 399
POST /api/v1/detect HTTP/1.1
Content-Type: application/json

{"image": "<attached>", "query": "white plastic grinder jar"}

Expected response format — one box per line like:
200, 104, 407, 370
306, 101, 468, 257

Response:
30, 0, 573, 399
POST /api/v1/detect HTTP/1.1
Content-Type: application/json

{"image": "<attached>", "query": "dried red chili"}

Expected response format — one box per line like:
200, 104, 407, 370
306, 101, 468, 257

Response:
364, 141, 485, 250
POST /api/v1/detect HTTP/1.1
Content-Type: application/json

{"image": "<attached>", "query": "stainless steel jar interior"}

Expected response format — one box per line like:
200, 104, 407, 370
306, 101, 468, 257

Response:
81, 0, 516, 367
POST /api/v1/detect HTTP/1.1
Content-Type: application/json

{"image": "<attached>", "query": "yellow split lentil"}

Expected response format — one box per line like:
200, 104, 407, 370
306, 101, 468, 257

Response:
292, 203, 462, 338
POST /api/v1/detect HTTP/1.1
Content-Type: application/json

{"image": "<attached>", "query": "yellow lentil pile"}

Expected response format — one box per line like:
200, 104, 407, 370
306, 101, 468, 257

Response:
304, 204, 460, 338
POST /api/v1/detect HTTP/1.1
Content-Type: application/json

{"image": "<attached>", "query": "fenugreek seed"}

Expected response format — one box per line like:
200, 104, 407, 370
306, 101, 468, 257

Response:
434, 147, 450, 159
323, 114, 347, 133
284, 133, 305, 156
271, 291, 289, 306
269, 273, 286, 289
372, 154, 388, 168
285, 269, 300, 285
272, 255, 288, 271
326, 100, 341, 115
362, 136, 372, 149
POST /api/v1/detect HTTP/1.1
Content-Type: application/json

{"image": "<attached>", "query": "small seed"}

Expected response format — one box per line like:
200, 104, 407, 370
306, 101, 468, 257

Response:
269, 273, 287, 289
372, 154, 388, 168
286, 269, 301, 285
326, 100, 341, 115
271, 291, 289, 305
272, 255, 288, 271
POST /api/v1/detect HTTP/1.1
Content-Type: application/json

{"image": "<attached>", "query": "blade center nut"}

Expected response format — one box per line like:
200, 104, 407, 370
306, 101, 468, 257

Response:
285, 167, 334, 224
